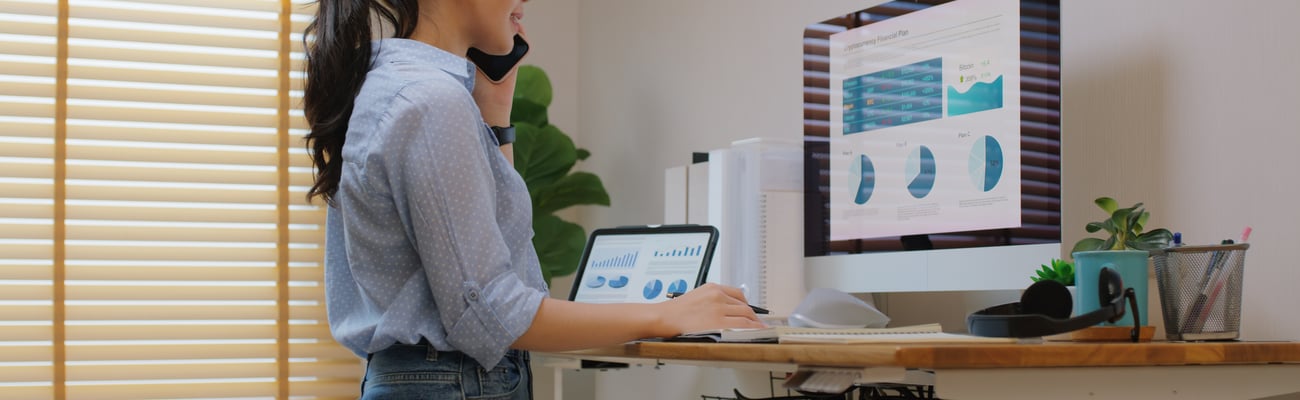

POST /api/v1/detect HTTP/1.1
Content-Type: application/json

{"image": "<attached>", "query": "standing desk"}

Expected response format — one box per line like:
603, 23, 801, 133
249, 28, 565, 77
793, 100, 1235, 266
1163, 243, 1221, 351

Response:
540, 340, 1300, 399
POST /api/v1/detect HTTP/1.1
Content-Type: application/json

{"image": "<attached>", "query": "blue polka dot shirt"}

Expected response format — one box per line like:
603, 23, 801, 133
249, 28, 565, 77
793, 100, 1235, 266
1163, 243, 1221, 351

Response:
323, 38, 547, 369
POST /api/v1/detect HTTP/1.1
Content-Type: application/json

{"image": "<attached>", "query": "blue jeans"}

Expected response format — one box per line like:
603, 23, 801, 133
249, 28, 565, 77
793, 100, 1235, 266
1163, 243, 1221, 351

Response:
362, 341, 532, 400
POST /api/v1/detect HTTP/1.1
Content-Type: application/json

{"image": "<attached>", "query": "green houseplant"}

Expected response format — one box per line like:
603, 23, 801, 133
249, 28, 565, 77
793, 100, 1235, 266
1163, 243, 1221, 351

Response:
1032, 197, 1171, 286
1032, 258, 1074, 286
1071, 197, 1173, 253
1068, 197, 1170, 327
511, 65, 611, 285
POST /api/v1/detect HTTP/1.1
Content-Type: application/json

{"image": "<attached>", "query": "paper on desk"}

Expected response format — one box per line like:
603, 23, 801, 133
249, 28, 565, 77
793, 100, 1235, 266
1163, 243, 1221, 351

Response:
675, 323, 947, 343
778, 331, 1018, 344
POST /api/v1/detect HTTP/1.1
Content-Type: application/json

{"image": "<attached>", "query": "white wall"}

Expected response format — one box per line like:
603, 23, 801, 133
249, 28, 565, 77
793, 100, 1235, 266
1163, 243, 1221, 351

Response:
1060, 0, 1300, 341
526, 0, 1300, 398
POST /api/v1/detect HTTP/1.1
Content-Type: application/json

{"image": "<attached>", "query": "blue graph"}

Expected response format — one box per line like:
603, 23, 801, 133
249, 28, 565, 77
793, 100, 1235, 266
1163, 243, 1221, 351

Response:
906, 145, 937, 199
591, 251, 638, 268
653, 245, 703, 257
948, 75, 1004, 117
643, 280, 664, 300
850, 153, 875, 205
668, 279, 689, 294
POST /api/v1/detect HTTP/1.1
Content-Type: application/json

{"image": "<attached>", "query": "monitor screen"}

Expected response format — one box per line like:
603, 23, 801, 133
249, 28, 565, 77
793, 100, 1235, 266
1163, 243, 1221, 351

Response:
802, 0, 1061, 292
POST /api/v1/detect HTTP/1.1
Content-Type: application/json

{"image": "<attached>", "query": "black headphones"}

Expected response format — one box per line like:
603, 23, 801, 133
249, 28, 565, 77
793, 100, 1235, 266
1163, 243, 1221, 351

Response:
967, 267, 1141, 342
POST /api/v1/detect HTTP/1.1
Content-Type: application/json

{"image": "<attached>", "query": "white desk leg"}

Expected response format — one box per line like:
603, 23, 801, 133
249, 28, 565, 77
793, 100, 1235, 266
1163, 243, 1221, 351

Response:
936, 365, 1300, 400
552, 365, 564, 400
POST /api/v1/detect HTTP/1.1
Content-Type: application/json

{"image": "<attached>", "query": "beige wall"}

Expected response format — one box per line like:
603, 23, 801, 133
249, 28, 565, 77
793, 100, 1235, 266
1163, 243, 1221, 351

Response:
1060, 1, 1300, 341
525, 0, 1300, 398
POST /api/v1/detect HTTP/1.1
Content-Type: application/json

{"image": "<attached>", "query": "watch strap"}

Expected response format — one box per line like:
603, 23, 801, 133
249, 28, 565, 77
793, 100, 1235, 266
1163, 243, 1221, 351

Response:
490, 125, 516, 146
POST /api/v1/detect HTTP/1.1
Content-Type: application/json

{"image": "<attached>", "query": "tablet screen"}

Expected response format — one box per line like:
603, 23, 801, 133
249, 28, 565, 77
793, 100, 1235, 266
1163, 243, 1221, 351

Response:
568, 226, 717, 304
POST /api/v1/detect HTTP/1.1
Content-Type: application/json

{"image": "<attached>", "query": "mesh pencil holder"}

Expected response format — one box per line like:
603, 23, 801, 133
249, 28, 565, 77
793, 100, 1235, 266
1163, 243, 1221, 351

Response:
1151, 243, 1249, 341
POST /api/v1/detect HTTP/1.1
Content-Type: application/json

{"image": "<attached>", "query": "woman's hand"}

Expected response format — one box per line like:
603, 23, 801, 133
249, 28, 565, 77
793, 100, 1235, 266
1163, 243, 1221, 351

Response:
472, 27, 524, 163
653, 283, 765, 337
471, 59, 519, 129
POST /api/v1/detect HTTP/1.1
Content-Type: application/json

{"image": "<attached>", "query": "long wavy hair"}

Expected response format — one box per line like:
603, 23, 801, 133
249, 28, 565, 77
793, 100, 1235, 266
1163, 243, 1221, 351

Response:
303, 0, 420, 205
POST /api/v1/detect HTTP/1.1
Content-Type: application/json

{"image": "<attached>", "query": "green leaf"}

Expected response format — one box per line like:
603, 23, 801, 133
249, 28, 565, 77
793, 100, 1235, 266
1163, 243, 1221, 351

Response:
1125, 208, 1144, 234
1131, 228, 1174, 250
532, 172, 611, 216
515, 123, 576, 189
1084, 222, 1106, 233
532, 214, 585, 287
1135, 210, 1151, 232
510, 98, 548, 127
575, 148, 591, 161
1072, 238, 1106, 254
1110, 208, 1132, 235
1095, 197, 1118, 214
513, 65, 553, 108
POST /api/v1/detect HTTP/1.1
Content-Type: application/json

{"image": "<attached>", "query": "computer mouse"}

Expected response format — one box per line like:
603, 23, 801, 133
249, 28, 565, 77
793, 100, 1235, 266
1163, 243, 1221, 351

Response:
787, 287, 890, 329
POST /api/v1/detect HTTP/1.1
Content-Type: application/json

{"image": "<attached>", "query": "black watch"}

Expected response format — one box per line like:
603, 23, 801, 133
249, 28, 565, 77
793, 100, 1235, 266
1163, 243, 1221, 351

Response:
490, 125, 516, 146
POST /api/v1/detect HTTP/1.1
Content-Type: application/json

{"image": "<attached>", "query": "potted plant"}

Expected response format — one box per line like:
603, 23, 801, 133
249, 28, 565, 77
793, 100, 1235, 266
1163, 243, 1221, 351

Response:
511, 65, 611, 286
1071, 197, 1172, 253
1070, 197, 1171, 328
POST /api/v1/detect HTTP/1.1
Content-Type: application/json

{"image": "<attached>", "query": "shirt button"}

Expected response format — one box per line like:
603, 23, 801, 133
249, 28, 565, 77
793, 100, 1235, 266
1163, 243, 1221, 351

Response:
468, 290, 479, 302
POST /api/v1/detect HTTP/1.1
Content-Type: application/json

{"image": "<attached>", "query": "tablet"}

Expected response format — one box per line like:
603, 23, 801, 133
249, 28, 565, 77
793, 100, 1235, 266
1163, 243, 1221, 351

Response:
567, 225, 719, 304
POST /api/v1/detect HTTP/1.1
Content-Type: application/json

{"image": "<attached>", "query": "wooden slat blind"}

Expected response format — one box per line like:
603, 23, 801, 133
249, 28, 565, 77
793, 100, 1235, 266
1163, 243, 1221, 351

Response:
0, 0, 359, 398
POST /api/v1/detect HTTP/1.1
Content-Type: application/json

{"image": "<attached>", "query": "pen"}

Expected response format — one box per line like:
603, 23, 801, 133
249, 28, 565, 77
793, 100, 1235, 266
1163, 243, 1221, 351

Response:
666, 291, 770, 314
1182, 239, 1228, 331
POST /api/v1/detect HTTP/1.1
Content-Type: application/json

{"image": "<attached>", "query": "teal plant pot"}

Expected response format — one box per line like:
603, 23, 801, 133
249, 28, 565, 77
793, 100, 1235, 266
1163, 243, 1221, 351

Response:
1073, 250, 1149, 326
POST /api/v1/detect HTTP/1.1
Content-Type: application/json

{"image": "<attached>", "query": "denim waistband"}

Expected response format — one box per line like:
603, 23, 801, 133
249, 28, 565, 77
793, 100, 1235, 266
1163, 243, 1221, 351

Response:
361, 339, 532, 399
367, 339, 527, 365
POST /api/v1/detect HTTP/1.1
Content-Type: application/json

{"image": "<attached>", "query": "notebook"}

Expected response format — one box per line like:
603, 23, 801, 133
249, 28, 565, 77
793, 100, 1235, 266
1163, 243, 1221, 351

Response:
567, 225, 718, 304
674, 323, 1017, 344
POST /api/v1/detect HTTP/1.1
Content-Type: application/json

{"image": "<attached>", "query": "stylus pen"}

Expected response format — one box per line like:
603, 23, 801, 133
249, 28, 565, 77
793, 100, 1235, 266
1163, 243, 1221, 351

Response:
666, 292, 769, 314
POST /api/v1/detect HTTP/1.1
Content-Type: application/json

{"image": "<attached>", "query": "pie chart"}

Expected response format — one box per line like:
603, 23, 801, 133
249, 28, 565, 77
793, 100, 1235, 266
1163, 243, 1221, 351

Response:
849, 154, 875, 205
905, 145, 937, 198
608, 276, 629, 289
668, 279, 689, 295
643, 279, 664, 300
968, 135, 1003, 192
585, 276, 606, 288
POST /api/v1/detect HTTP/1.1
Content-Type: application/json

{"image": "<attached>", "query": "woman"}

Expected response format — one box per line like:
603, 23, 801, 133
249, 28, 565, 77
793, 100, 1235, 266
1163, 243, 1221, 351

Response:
302, 1, 764, 398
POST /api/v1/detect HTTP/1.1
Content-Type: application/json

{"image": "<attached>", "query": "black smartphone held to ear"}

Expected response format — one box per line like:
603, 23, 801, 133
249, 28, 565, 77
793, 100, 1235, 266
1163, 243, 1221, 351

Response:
467, 34, 529, 83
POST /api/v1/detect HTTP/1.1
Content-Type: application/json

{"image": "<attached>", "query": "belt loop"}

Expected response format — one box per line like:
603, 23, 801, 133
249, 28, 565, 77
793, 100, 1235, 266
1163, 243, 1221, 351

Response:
425, 343, 438, 362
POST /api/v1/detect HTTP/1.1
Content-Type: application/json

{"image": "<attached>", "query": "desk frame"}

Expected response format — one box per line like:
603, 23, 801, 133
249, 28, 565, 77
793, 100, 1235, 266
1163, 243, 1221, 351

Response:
540, 341, 1300, 400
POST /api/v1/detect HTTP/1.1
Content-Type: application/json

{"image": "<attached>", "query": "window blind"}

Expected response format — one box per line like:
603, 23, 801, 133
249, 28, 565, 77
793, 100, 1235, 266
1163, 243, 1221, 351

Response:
0, 0, 360, 398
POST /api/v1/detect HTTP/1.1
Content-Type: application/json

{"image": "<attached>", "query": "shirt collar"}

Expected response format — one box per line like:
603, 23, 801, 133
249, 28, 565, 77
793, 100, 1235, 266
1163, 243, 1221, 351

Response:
371, 38, 476, 91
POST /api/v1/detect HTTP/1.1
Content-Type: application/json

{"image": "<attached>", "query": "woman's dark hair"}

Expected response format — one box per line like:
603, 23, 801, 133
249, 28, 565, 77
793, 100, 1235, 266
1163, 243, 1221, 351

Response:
303, 0, 419, 205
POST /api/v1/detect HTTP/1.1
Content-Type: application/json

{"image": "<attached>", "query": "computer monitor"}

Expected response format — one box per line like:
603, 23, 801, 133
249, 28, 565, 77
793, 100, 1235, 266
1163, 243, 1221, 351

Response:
802, 0, 1061, 292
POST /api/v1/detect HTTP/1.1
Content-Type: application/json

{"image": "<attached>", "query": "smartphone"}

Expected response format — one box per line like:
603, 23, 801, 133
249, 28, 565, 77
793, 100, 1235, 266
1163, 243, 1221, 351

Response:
467, 34, 529, 83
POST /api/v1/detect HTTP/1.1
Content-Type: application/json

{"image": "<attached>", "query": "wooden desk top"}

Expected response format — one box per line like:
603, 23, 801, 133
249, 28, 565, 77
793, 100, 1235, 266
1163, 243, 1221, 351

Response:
560, 340, 1300, 369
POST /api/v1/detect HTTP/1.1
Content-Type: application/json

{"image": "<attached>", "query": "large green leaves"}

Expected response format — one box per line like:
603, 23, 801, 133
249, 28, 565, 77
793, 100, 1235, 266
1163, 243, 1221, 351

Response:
514, 65, 552, 108
1072, 197, 1171, 255
513, 122, 575, 188
533, 172, 611, 217
532, 214, 585, 283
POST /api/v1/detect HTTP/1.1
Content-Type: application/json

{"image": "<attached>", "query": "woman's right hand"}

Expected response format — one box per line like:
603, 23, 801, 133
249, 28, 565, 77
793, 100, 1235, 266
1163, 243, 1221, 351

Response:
654, 283, 766, 337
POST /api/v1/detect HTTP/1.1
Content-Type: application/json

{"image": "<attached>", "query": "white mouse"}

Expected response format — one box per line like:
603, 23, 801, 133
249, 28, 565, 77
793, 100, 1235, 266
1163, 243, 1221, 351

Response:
788, 287, 890, 329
